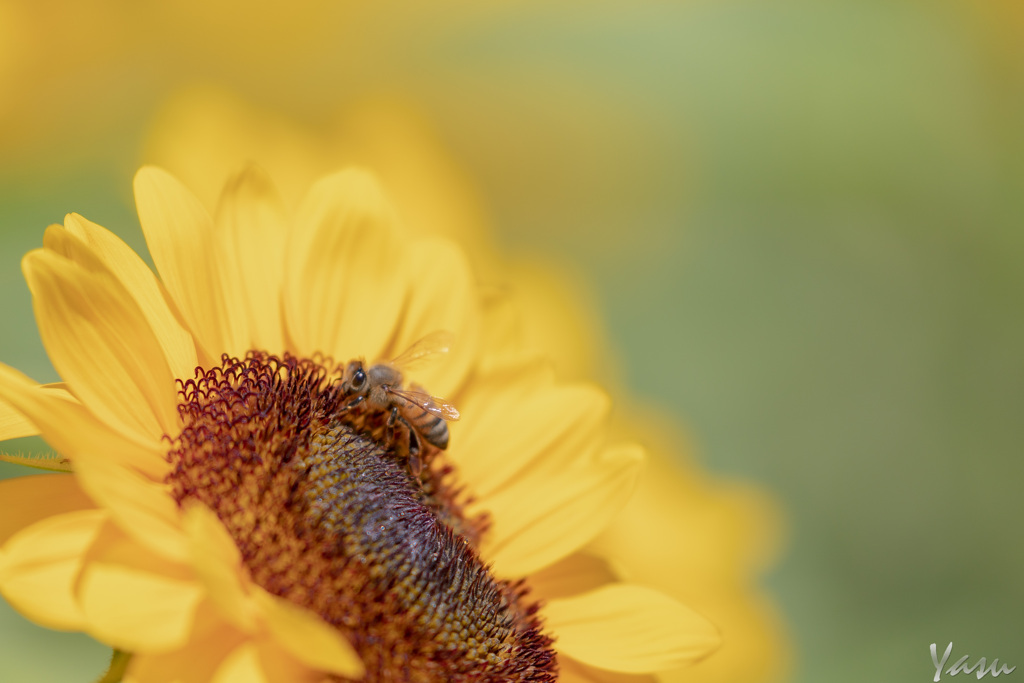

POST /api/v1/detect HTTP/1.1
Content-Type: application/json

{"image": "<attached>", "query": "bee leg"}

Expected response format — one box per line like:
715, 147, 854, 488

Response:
408, 450, 423, 478
396, 415, 424, 477
406, 425, 422, 457
385, 406, 399, 445
341, 395, 365, 413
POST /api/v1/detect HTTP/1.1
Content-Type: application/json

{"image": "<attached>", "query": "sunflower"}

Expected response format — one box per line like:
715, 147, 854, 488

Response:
0, 166, 719, 682
138, 91, 790, 683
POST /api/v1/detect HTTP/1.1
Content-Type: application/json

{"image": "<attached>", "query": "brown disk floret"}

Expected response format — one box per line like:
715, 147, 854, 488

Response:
165, 351, 557, 682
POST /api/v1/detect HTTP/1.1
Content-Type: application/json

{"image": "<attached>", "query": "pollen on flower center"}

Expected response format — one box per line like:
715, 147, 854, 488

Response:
164, 352, 556, 682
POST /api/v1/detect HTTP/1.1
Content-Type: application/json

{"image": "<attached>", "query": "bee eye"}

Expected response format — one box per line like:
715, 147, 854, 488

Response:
352, 369, 367, 390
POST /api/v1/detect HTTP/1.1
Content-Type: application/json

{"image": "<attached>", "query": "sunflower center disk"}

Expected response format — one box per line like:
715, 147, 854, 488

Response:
165, 352, 555, 682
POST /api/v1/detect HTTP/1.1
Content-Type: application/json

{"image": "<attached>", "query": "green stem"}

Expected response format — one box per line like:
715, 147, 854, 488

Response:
94, 649, 132, 683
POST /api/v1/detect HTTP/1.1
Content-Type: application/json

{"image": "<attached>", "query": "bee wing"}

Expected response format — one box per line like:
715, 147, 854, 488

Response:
389, 388, 461, 421
389, 330, 455, 370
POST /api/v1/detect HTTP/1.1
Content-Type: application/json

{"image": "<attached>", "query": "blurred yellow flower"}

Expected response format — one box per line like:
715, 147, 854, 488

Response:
0, 0, 553, 179
138, 89, 789, 683
0, 165, 720, 681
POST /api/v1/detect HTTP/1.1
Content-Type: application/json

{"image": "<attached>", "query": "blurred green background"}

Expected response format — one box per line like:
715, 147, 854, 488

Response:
2, 0, 1023, 681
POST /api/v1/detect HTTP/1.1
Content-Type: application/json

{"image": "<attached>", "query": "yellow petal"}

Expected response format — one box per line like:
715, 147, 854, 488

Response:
217, 636, 337, 683
383, 237, 479, 399
585, 428, 790, 683
72, 452, 188, 563
182, 503, 256, 631
0, 474, 95, 545
143, 87, 325, 212
480, 444, 643, 578
452, 373, 610, 499
252, 587, 364, 678
22, 247, 180, 442
335, 100, 496, 256
499, 260, 611, 383
0, 509, 106, 630
214, 165, 288, 353
78, 558, 203, 653
213, 642, 269, 683
0, 368, 184, 561
253, 633, 340, 683
134, 166, 247, 360
0, 397, 37, 440
0, 363, 167, 479
0, 383, 79, 448
61, 213, 199, 382
284, 169, 407, 361
78, 516, 192, 582
528, 552, 618, 602
544, 585, 721, 674
559, 656, 657, 683
125, 604, 246, 683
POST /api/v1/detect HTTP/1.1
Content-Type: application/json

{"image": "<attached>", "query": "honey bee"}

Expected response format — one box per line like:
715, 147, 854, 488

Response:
340, 331, 461, 465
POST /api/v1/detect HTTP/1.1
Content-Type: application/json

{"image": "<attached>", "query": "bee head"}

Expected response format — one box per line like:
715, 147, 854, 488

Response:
343, 360, 368, 394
